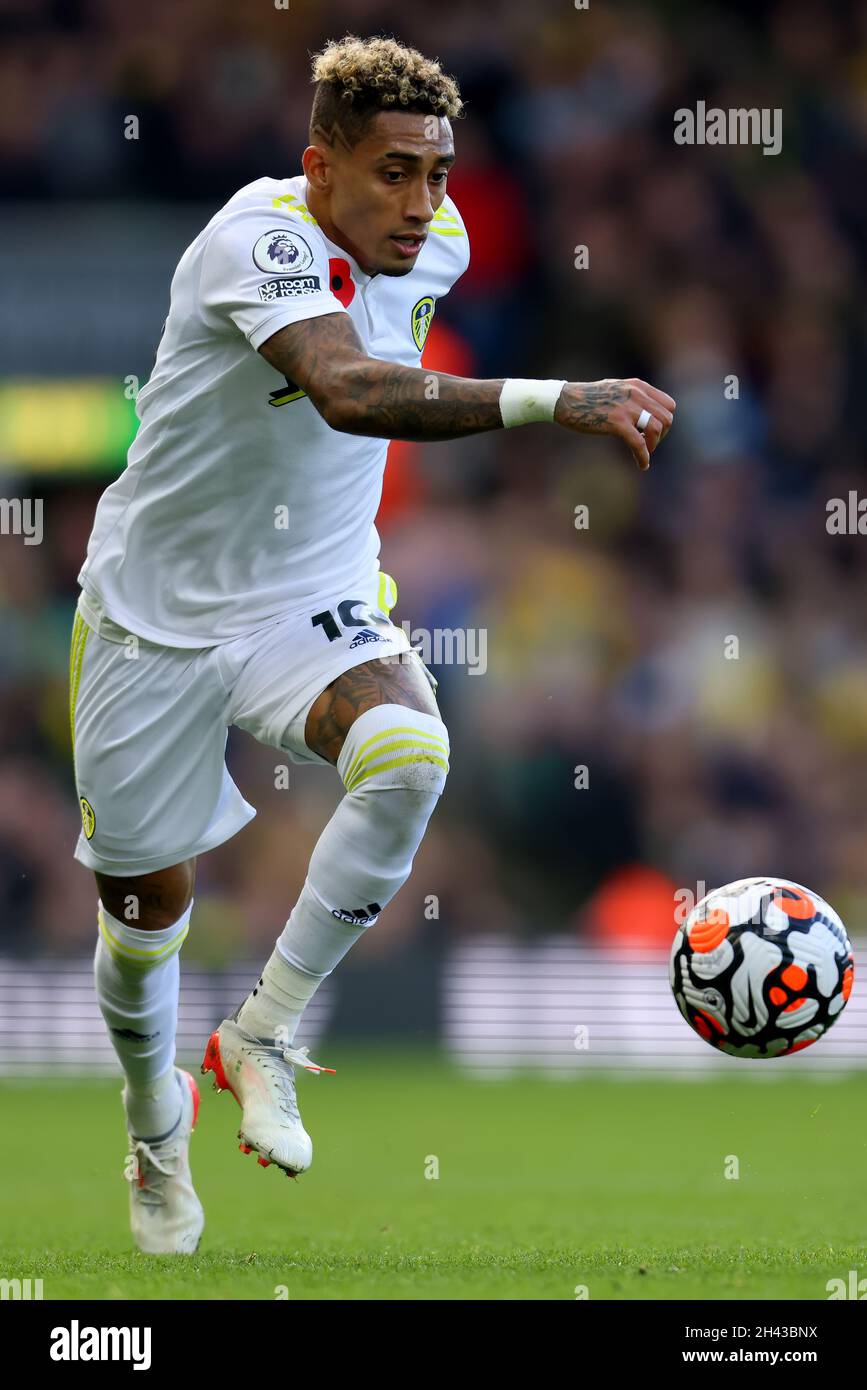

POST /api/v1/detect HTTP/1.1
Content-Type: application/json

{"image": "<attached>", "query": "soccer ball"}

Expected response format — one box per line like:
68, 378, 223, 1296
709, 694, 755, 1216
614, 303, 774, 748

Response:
670, 877, 854, 1057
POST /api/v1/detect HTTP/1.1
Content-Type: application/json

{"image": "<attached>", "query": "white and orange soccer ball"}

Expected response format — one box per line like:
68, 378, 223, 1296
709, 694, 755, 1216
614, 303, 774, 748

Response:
670, 877, 855, 1058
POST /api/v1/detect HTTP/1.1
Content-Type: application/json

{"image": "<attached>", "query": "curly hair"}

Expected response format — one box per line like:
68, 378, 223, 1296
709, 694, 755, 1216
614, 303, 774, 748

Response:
309, 34, 464, 150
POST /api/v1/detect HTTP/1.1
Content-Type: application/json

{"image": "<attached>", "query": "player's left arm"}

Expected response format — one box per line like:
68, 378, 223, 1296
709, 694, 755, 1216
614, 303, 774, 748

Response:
259, 311, 509, 442
259, 314, 675, 465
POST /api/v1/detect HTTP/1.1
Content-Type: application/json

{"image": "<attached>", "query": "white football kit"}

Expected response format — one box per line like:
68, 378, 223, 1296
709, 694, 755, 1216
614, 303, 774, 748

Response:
70, 174, 470, 875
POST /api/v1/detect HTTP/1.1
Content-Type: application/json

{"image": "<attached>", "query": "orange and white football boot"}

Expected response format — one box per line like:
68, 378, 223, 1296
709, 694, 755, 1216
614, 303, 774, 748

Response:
202, 1018, 334, 1178
124, 1068, 204, 1254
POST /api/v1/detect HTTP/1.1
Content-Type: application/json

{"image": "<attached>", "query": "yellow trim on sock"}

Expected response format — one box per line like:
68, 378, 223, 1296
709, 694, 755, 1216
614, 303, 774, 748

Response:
345, 738, 450, 791
346, 751, 450, 792
98, 908, 189, 965
342, 725, 448, 790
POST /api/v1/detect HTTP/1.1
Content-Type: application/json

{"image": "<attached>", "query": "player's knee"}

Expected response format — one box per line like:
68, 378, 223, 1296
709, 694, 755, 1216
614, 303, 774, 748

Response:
95, 859, 195, 932
337, 703, 450, 798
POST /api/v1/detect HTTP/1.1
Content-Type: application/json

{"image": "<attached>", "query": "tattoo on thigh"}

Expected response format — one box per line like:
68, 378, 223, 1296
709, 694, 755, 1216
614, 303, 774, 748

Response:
305, 653, 438, 765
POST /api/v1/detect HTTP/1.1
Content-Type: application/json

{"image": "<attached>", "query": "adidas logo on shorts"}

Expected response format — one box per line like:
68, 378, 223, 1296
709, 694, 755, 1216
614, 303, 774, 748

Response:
348, 628, 385, 649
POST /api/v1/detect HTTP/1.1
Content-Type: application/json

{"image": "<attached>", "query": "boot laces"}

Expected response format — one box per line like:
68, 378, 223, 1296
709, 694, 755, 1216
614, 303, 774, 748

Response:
125, 1139, 178, 1208
252, 1043, 333, 1122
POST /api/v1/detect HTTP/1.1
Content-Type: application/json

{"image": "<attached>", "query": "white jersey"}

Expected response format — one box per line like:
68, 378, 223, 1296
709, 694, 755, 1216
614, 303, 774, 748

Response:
78, 174, 470, 646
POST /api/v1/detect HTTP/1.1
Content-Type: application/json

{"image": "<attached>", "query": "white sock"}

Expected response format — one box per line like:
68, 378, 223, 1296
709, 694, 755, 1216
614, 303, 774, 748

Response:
93, 899, 192, 1139
236, 945, 328, 1048
237, 704, 449, 1045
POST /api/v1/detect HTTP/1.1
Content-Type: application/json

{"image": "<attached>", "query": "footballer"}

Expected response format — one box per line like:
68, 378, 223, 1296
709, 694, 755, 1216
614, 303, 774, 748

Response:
69, 34, 675, 1253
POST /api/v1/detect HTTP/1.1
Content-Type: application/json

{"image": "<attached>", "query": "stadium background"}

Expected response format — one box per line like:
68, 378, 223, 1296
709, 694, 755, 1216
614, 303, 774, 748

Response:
1, 0, 866, 1079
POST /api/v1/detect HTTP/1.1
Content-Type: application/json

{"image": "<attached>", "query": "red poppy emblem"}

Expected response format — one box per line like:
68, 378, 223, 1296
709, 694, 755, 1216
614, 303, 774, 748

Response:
328, 258, 355, 308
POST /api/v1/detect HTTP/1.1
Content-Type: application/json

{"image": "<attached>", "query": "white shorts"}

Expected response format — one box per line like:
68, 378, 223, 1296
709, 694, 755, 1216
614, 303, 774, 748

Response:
69, 569, 431, 877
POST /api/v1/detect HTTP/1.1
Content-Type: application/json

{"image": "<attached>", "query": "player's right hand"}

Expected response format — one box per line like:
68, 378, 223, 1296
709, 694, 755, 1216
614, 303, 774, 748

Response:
553, 378, 676, 471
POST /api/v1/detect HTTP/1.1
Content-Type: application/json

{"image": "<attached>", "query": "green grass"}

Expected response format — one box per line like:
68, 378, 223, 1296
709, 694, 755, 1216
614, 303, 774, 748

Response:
1, 1054, 865, 1300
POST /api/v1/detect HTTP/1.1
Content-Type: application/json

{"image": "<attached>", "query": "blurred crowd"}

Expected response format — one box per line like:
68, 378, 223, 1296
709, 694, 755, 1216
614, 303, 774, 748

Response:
2, 0, 867, 958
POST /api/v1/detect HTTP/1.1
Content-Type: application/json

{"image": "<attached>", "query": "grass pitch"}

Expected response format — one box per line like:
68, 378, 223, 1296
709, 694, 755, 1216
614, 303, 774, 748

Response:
1, 1053, 864, 1300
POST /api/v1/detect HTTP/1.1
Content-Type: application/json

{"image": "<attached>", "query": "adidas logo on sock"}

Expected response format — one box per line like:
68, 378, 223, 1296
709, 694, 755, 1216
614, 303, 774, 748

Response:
331, 902, 383, 926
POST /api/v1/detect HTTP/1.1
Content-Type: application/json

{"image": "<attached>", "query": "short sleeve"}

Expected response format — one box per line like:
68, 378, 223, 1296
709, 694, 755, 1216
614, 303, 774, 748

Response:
199, 209, 348, 349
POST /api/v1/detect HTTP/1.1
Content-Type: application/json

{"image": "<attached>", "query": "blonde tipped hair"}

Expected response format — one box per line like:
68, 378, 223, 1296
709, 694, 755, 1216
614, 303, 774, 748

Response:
309, 34, 463, 148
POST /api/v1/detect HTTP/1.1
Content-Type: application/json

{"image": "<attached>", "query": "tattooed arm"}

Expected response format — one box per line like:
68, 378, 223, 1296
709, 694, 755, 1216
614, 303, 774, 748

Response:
258, 313, 675, 468
260, 313, 504, 440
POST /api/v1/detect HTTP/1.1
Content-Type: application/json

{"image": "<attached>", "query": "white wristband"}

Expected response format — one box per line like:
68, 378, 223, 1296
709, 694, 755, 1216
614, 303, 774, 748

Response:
499, 378, 568, 428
